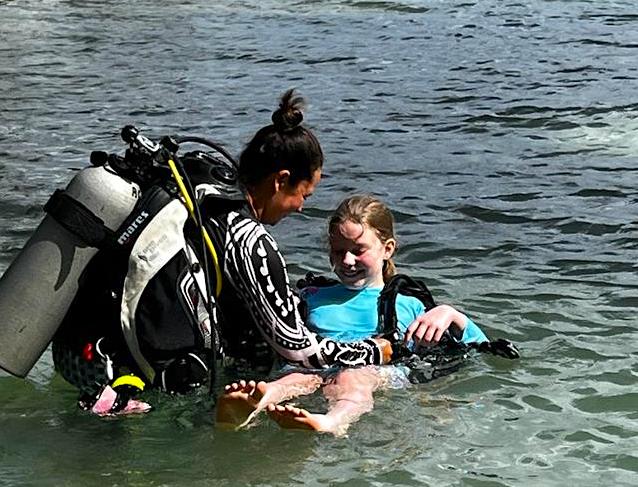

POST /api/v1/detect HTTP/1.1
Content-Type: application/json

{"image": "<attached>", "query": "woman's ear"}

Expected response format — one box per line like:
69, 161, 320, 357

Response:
274, 170, 291, 191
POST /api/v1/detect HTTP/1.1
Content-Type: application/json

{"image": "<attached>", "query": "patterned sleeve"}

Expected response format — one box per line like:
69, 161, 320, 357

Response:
222, 212, 383, 368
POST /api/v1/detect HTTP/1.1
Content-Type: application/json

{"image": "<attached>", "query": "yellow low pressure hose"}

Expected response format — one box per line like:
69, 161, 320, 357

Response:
167, 158, 223, 297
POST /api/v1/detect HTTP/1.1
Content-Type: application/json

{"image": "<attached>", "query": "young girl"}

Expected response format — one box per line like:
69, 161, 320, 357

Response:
216, 195, 488, 435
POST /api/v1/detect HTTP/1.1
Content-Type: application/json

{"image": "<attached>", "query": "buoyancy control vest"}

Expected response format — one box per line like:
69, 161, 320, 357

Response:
297, 272, 520, 384
377, 274, 520, 382
0, 125, 244, 393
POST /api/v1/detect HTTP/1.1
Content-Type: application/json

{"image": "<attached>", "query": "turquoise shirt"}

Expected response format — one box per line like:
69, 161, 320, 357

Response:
301, 283, 488, 344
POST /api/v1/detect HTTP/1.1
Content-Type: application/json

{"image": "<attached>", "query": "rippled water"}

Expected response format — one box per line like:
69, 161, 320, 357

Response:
1, 0, 637, 485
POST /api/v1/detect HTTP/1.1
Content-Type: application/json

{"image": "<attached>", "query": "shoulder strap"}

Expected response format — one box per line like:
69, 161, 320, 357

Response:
120, 198, 191, 382
378, 274, 436, 342
293, 272, 340, 324
113, 185, 175, 250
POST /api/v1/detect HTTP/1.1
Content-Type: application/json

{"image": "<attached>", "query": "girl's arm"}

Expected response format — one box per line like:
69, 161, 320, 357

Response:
404, 304, 488, 346
456, 317, 489, 344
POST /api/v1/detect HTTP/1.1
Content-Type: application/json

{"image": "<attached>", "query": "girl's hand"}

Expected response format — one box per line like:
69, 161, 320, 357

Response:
404, 305, 468, 346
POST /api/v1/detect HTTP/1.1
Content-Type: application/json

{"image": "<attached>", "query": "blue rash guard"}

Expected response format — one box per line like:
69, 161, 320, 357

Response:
301, 283, 488, 345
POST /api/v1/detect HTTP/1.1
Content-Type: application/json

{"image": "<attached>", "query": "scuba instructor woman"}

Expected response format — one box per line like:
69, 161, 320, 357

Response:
207, 89, 392, 372
51, 89, 393, 414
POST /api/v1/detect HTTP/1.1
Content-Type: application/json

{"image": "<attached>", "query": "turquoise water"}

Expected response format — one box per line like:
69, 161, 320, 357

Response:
1, 1, 637, 485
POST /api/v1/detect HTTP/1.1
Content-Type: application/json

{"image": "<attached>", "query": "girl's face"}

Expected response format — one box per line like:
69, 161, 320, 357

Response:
329, 220, 395, 289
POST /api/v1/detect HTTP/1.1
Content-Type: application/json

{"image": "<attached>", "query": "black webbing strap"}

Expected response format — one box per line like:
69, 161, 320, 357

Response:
44, 189, 115, 248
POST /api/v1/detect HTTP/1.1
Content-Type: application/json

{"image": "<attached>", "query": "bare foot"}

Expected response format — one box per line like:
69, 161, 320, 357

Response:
216, 375, 324, 429
267, 404, 337, 434
216, 380, 263, 427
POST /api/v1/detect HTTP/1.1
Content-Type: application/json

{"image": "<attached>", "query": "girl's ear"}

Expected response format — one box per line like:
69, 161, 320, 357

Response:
383, 238, 396, 260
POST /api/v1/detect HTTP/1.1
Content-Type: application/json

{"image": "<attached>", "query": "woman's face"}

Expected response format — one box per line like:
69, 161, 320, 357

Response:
329, 220, 395, 289
260, 168, 321, 225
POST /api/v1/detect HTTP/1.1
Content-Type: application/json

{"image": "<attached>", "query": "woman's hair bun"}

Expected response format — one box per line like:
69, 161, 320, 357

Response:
271, 88, 305, 132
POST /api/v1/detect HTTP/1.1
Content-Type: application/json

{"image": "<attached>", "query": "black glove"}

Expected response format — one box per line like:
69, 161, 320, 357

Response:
477, 338, 521, 359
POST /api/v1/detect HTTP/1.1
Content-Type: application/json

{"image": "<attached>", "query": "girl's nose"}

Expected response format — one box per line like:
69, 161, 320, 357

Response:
343, 251, 356, 267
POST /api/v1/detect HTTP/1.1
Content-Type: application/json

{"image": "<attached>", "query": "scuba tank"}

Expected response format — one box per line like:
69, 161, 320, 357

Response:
0, 125, 238, 392
0, 161, 141, 378
0, 126, 178, 378
49, 126, 240, 396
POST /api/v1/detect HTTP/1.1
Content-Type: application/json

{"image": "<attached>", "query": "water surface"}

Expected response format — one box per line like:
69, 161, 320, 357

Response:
1, 1, 637, 485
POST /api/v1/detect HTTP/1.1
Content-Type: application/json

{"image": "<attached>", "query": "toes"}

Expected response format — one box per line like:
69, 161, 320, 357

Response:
285, 404, 301, 415
223, 380, 253, 394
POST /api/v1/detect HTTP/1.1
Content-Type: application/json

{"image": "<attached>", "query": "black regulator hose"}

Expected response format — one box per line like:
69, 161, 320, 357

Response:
175, 135, 238, 169
170, 152, 220, 398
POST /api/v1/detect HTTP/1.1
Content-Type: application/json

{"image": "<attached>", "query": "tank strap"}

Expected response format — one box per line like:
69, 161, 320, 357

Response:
44, 189, 115, 247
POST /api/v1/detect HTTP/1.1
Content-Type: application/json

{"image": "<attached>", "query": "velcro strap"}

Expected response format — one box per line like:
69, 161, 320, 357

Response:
44, 189, 114, 247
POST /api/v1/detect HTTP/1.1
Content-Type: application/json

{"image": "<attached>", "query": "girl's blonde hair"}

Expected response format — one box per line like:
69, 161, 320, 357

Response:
328, 194, 397, 283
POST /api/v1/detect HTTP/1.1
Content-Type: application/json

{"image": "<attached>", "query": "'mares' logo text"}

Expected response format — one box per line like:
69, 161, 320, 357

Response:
117, 211, 150, 245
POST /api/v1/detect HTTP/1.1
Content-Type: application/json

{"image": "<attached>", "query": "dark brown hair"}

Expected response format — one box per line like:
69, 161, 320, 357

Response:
329, 195, 397, 282
239, 89, 324, 187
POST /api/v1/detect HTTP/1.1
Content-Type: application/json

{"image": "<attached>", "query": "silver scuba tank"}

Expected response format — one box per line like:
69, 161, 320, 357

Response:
0, 165, 140, 378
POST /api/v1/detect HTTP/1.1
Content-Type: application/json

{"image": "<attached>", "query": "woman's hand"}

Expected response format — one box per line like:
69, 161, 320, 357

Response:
404, 305, 468, 346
